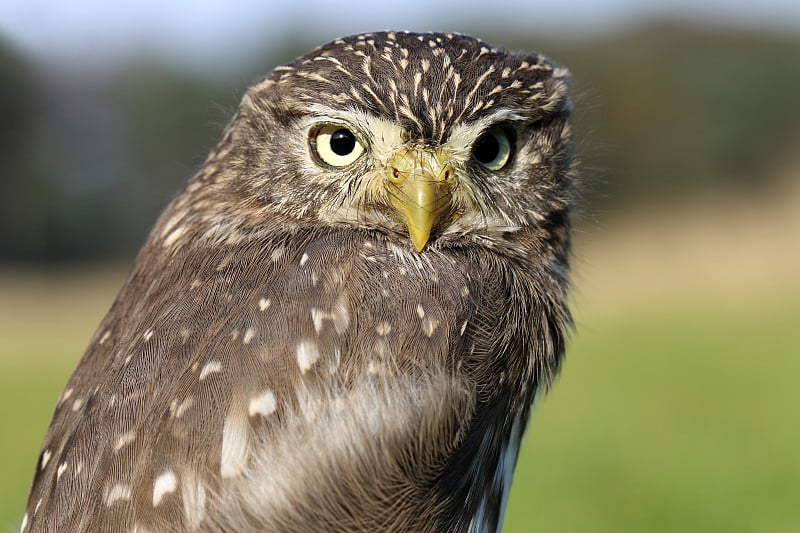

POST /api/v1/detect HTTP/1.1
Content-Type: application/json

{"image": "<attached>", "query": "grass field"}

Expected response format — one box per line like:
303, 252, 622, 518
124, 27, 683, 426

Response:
1, 190, 798, 531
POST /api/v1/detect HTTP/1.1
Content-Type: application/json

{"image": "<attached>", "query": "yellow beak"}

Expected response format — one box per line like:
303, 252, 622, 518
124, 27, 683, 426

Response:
385, 148, 455, 252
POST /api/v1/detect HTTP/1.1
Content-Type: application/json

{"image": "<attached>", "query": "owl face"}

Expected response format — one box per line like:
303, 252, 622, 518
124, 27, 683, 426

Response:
188, 31, 573, 253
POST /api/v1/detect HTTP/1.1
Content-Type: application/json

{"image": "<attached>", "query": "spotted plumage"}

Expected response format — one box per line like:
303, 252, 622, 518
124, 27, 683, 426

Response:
23, 31, 574, 532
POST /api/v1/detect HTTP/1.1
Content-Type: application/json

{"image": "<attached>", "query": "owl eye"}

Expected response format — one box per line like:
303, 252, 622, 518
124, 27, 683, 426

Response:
472, 127, 513, 171
311, 124, 365, 168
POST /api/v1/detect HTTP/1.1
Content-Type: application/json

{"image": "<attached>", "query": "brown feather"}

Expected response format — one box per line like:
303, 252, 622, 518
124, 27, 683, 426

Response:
23, 31, 574, 533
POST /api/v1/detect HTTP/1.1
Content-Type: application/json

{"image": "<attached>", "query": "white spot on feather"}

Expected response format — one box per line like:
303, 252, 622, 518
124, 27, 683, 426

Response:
310, 308, 325, 334
248, 390, 277, 417
299, 253, 309, 266
105, 483, 132, 506
163, 226, 186, 248
160, 211, 184, 237
422, 317, 440, 337
310, 295, 350, 335
152, 470, 177, 506
113, 431, 136, 451
61, 387, 74, 404
258, 298, 271, 311
221, 412, 249, 478
243, 327, 255, 344
56, 461, 67, 481
296, 386, 320, 422
182, 476, 207, 529
331, 294, 350, 333
172, 397, 194, 419
296, 340, 319, 373
367, 361, 385, 375
376, 321, 392, 336
270, 246, 285, 261
199, 361, 222, 381
40, 449, 51, 470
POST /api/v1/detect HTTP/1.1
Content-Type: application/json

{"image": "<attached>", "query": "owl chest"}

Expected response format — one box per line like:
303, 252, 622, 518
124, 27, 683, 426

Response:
190, 236, 525, 382
31, 234, 543, 532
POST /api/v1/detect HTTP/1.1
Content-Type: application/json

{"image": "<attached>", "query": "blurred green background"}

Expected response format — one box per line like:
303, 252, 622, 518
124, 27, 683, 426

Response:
1, 1, 799, 531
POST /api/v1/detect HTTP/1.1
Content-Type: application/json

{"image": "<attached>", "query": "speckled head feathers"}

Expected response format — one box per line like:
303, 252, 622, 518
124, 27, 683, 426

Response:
254, 31, 571, 142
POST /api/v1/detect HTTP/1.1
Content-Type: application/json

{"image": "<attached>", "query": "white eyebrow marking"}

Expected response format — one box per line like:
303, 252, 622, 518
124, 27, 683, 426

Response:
300, 104, 404, 166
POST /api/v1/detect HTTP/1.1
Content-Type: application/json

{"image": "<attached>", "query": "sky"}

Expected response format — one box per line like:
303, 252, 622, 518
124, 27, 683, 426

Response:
1, 0, 799, 68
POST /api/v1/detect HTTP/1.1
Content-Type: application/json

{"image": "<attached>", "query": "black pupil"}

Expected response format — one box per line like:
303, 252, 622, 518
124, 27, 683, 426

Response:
474, 133, 500, 164
330, 129, 356, 156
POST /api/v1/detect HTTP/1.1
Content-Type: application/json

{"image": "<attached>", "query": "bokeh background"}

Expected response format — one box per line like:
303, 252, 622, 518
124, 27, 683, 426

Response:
2, 1, 799, 531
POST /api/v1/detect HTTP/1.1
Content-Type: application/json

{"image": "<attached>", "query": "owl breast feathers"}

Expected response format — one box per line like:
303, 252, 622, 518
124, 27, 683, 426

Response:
23, 31, 574, 533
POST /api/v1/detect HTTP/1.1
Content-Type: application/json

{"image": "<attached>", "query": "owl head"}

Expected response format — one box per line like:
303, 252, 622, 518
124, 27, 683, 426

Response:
166, 31, 573, 254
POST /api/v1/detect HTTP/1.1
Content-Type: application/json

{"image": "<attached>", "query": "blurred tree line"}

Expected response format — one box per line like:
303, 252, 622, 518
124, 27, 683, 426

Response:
1, 21, 799, 264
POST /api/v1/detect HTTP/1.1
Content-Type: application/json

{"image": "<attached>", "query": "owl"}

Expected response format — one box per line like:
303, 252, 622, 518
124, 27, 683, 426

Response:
22, 31, 574, 532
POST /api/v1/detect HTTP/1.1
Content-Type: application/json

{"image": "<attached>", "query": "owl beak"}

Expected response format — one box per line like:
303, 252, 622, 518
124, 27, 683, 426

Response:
386, 148, 455, 252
